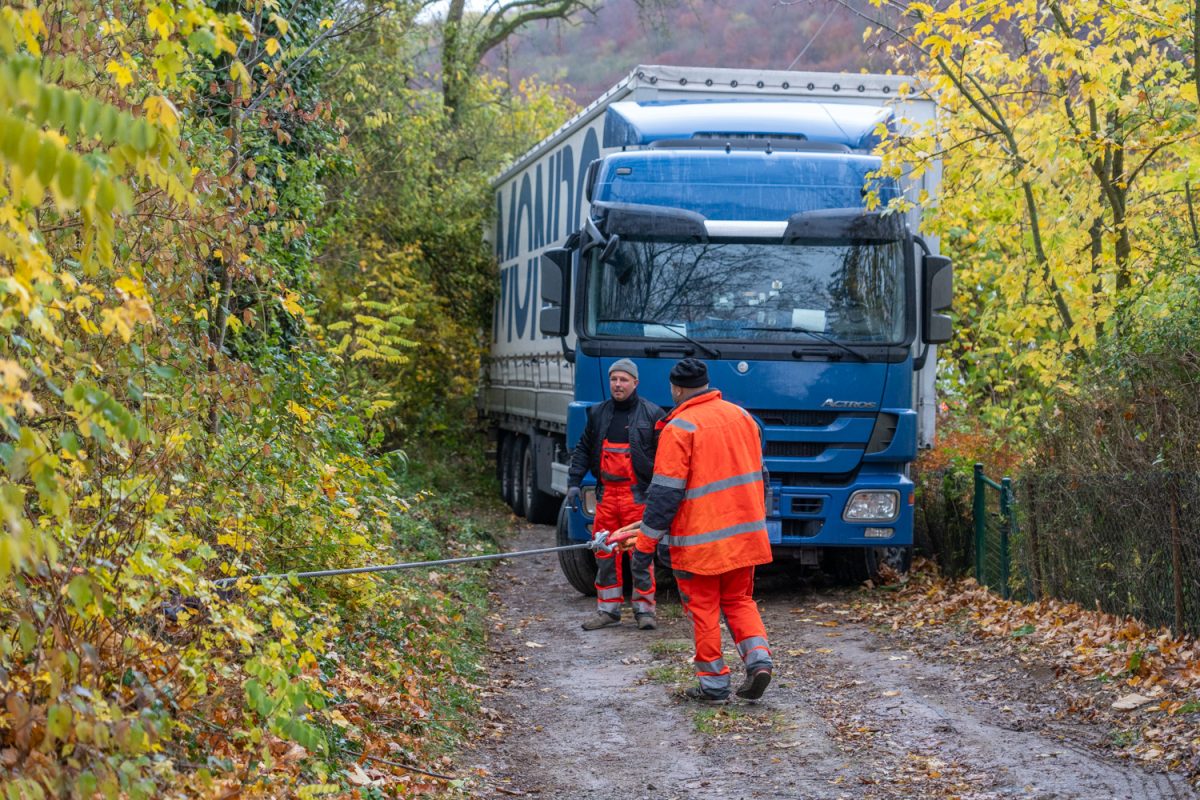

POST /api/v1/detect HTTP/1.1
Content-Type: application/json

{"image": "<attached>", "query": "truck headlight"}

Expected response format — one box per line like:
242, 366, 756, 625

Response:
582, 486, 598, 516
843, 490, 899, 522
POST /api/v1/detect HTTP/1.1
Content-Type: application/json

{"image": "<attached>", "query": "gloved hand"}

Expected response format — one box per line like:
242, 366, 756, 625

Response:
566, 486, 581, 511
634, 531, 657, 554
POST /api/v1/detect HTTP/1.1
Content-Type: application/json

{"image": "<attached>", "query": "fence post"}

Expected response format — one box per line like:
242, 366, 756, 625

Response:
1026, 478, 1043, 598
973, 463, 985, 584
1168, 493, 1184, 634
1000, 476, 1012, 600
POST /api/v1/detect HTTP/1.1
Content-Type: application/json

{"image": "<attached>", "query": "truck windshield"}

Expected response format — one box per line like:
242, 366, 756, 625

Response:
584, 238, 907, 344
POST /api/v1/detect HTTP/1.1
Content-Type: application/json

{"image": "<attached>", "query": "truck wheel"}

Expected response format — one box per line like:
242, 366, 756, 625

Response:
522, 444, 559, 525
556, 502, 596, 596
499, 434, 515, 506
865, 545, 912, 580
509, 437, 527, 517
832, 546, 912, 585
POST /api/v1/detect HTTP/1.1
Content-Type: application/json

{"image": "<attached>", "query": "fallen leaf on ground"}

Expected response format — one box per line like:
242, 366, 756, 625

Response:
1112, 693, 1154, 711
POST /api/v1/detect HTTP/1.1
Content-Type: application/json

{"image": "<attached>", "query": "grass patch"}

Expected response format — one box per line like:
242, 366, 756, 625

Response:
693, 706, 787, 735
653, 599, 686, 621
1109, 728, 1139, 747
649, 639, 693, 658
646, 662, 693, 685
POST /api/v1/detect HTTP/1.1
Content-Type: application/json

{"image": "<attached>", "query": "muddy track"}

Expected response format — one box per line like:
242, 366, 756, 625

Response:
458, 522, 1197, 799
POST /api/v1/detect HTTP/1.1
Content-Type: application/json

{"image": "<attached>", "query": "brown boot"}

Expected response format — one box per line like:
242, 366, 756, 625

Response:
581, 611, 619, 630
635, 613, 657, 630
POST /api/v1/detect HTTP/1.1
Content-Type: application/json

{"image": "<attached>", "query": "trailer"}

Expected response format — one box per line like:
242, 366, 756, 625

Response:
482, 64, 951, 591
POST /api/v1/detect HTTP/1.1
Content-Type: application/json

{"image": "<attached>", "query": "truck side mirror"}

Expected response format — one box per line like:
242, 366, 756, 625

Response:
583, 158, 601, 204
921, 254, 953, 345
539, 248, 572, 338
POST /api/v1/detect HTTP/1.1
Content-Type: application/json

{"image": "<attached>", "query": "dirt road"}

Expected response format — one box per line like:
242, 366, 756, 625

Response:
459, 522, 1197, 799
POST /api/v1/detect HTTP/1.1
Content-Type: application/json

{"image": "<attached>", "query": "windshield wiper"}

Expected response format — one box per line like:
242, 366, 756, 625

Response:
598, 318, 721, 359
745, 326, 868, 362
652, 321, 721, 358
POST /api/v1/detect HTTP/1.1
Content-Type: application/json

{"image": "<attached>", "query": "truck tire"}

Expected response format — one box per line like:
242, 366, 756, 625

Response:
509, 437, 527, 517
866, 545, 912, 580
499, 434, 515, 506
522, 444, 560, 525
833, 546, 912, 585
556, 502, 596, 596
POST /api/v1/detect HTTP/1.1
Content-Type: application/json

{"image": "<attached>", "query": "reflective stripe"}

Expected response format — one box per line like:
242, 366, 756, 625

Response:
600, 471, 631, 483
597, 586, 623, 601
602, 444, 630, 453
662, 519, 766, 547
651, 473, 687, 489
667, 417, 697, 432
698, 674, 731, 695
744, 648, 772, 670
684, 470, 761, 500
641, 523, 667, 540
737, 636, 769, 657
694, 658, 727, 675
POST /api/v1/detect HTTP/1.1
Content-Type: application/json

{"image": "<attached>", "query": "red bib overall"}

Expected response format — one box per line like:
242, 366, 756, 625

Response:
593, 439, 655, 618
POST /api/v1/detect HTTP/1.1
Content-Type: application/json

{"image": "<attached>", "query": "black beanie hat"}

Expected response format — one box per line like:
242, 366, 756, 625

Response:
669, 358, 709, 388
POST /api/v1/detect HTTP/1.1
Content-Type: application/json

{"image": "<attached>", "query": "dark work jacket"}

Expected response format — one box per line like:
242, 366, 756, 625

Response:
568, 395, 667, 504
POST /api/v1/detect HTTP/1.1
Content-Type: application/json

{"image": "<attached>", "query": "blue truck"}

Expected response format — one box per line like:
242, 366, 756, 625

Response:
482, 65, 951, 590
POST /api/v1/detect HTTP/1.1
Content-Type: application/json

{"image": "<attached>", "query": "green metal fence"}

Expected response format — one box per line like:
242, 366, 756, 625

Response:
973, 463, 1014, 599
967, 466, 1200, 634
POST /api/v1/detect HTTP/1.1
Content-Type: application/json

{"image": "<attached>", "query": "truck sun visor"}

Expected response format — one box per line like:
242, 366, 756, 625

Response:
782, 208, 905, 243
593, 201, 709, 242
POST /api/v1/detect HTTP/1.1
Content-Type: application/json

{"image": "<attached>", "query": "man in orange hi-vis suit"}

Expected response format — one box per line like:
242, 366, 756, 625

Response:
618, 357, 773, 703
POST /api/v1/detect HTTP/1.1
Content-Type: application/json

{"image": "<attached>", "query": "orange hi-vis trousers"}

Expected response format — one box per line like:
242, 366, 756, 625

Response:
593, 439, 655, 618
674, 566, 771, 698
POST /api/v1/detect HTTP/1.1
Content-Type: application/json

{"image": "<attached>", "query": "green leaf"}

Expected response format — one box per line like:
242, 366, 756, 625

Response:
1011, 623, 1036, 637
46, 704, 71, 742
187, 28, 217, 56
66, 575, 93, 613
34, 137, 57, 184
280, 718, 325, 753
58, 431, 79, 455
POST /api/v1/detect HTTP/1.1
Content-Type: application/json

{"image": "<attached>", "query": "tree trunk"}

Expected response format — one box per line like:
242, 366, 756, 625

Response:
442, 0, 469, 124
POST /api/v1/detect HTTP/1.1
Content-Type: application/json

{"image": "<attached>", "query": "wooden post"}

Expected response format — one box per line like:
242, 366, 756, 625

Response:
1026, 478, 1043, 598
1168, 494, 1185, 635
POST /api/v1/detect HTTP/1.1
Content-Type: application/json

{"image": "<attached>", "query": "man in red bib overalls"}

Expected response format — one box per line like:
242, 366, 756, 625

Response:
567, 359, 666, 630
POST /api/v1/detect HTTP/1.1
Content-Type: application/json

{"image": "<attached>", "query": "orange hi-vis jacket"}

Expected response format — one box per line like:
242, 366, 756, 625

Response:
640, 390, 772, 575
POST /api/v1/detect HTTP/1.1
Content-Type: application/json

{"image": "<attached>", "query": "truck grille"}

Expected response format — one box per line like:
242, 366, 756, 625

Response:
781, 519, 823, 538
749, 409, 838, 427
789, 497, 824, 515
765, 441, 825, 458
780, 471, 857, 487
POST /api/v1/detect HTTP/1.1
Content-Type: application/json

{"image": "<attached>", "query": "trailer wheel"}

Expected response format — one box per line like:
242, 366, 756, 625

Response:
498, 434, 515, 506
556, 502, 596, 596
522, 444, 560, 525
509, 437, 528, 517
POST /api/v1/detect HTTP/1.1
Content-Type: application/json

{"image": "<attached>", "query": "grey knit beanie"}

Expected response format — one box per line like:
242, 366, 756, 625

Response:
608, 358, 638, 380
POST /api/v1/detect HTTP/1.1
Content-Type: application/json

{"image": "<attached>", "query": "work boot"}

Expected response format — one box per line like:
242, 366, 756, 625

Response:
635, 613, 657, 630
679, 686, 728, 706
735, 667, 772, 701
581, 611, 620, 630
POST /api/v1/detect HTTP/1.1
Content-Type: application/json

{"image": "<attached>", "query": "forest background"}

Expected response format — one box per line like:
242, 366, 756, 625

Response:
0, 0, 1195, 796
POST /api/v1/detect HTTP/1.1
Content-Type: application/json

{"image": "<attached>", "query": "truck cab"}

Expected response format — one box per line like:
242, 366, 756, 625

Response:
485, 67, 951, 591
